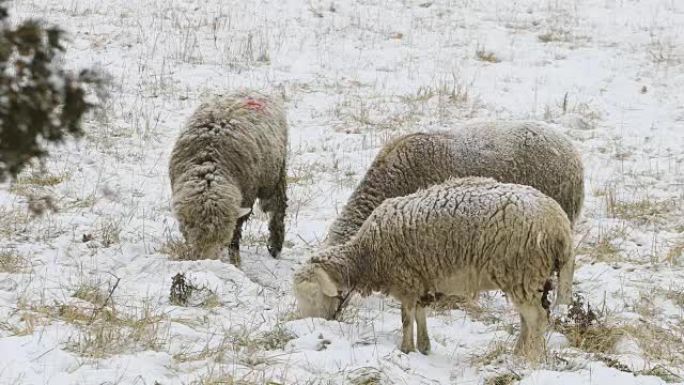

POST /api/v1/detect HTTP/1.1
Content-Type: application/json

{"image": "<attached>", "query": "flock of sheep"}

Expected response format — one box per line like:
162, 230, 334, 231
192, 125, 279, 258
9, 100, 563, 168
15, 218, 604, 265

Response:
168, 89, 585, 361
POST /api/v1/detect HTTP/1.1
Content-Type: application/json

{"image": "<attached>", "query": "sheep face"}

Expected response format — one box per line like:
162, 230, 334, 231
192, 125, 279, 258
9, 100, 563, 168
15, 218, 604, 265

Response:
293, 267, 340, 320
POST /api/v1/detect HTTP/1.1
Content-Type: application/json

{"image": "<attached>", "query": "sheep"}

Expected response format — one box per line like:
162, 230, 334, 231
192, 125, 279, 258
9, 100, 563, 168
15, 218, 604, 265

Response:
294, 177, 573, 359
326, 121, 583, 304
169, 90, 288, 266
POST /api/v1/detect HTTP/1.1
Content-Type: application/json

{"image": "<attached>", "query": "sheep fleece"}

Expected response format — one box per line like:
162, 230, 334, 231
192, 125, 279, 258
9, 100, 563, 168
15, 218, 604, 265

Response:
326, 121, 584, 246
168, 91, 288, 258
313, 177, 573, 304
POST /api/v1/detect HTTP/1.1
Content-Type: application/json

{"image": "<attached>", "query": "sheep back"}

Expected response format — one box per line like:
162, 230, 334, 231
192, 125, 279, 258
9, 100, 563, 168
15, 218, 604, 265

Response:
169, 90, 288, 257
336, 177, 573, 303
326, 121, 584, 246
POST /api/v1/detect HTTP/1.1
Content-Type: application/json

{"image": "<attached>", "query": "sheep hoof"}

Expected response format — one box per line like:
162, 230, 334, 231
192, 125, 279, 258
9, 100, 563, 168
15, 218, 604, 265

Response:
417, 340, 431, 355
268, 246, 281, 258
228, 249, 241, 267
399, 343, 415, 354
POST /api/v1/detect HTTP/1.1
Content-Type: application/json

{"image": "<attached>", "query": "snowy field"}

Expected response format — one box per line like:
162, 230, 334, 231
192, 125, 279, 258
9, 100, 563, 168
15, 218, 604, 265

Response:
1, 0, 683, 384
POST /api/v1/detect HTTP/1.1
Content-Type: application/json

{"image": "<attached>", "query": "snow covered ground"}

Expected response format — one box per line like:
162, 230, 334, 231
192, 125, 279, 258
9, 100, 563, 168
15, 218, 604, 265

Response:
1, 0, 683, 384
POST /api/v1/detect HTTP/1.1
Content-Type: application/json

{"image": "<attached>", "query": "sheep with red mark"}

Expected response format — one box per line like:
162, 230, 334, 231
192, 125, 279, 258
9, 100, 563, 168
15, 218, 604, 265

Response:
169, 90, 288, 266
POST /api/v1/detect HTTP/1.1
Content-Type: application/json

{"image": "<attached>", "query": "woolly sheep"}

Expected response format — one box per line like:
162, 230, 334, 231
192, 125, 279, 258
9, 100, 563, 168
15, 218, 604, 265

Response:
169, 90, 288, 266
294, 177, 573, 359
326, 121, 583, 304
327, 120, 583, 239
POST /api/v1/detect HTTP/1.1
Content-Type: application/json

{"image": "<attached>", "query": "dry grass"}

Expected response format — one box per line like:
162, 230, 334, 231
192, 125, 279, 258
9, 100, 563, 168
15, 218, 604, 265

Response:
62, 193, 97, 210
400, 80, 470, 107
484, 373, 521, 385
335, 170, 358, 189
172, 334, 232, 364
287, 167, 316, 186
72, 282, 108, 306
240, 231, 294, 250
173, 322, 294, 367
333, 76, 478, 134
9, 171, 68, 197
664, 238, 684, 266
471, 340, 510, 366
230, 324, 295, 352
558, 322, 625, 353
65, 301, 169, 358
332, 95, 420, 134
430, 294, 502, 325
664, 287, 684, 309
475, 47, 500, 63
543, 93, 602, 129
158, 237, 195, 260
0, 249, 29, 273
16, 299, 169, 358
607, 195, 678, 223
158, 233, 292, 261
98, 218, 122, 247
347, 367, 389, 385
639, 366, 683, 383
14, 172, 68, 187
555, 295, 624, 354
173, 326, 294, 383
15, 274, 168, 358
594, 354, 633, 372
623, 323, 684, 367
576, 227, 623, 263
647, 32, 679, 66
538, 29, 571, 43
595, 354, 683, 383
190, 369, 278, 385
0, 206, 31, 237
556, 293, 684, 369
538, 28, 591, 45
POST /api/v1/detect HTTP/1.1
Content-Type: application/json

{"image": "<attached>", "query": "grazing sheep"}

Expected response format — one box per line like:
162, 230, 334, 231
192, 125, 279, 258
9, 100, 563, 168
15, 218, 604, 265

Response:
294, 177, 573, 359
326, 121, 583, 304
169, 90, 288, 266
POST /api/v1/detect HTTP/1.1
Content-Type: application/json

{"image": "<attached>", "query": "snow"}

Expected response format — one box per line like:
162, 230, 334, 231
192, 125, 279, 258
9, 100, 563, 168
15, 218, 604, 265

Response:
1, 0, 683, 384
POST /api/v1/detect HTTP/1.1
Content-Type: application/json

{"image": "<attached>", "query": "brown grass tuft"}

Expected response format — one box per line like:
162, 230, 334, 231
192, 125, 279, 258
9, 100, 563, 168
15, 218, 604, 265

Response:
475, 48, 501, 63
0, 249, 29, 273
555, 294, 624, 353
484, 373, 521, 385
158, 237, 195, 260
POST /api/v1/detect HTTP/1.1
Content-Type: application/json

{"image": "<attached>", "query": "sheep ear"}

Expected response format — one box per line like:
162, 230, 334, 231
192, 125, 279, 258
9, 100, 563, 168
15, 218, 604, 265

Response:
237, 207, 252, 218
314, 268, 338, 297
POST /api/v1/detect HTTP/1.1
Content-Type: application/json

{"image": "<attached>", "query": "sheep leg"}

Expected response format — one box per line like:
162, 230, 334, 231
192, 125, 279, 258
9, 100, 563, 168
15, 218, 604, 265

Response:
400, 301, 416, 353
266, 166, 287, 258
555, 255, 575, 306
415, 305, 431, 354
515, 312, 529, 353
228, 214, 251, 266
513, 299, 548, 360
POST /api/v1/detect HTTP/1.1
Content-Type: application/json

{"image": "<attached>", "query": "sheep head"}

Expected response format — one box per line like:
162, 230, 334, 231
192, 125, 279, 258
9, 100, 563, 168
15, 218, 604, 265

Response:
172, 177, 251, 260
293, 265, 340, 320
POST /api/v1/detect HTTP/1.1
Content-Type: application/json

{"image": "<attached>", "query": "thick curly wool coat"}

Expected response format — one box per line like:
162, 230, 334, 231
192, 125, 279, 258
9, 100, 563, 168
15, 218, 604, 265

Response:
295, 177, 573, 357
312, 177, 572, 302
169, 90, 288, 263
326, 121, 584, 247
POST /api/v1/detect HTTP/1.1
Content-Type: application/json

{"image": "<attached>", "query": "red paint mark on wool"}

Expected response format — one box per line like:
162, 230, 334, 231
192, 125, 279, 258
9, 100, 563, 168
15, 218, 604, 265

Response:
243, 97, 266, 111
